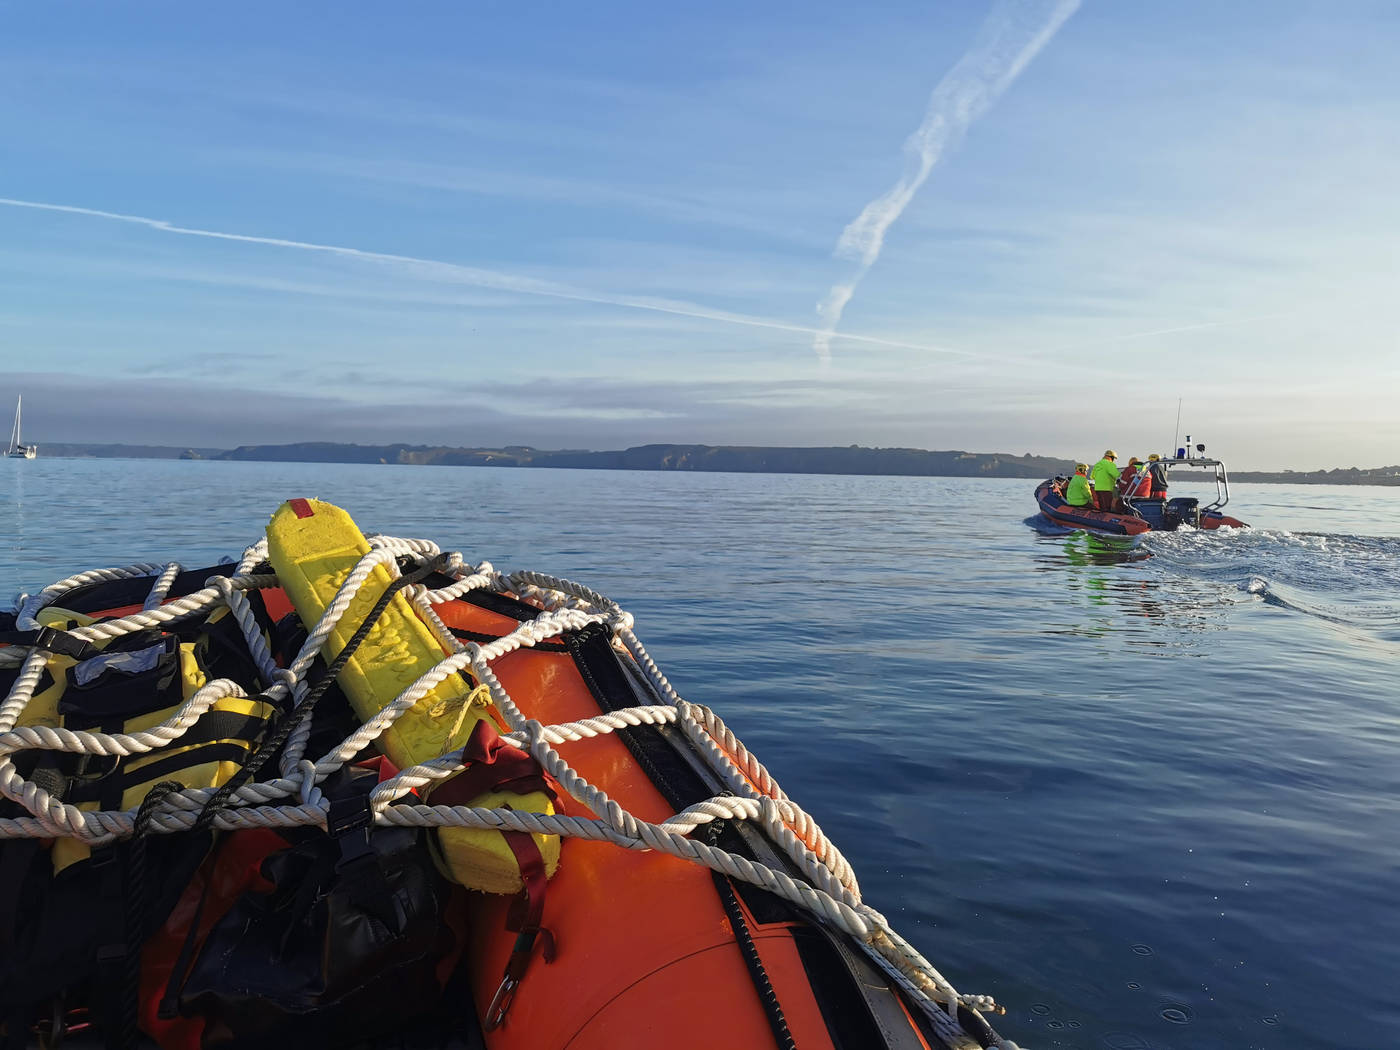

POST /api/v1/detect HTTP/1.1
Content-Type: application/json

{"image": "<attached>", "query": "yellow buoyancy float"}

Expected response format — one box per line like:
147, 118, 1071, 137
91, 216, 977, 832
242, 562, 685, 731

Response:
264, 497, 558, 893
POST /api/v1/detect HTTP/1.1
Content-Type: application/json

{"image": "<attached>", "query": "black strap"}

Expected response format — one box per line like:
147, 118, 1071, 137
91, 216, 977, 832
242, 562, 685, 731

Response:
563, 623, 718, 813
0, 626, 99, 661
194, 591, 279, 693
789, 925, 891, 1049
66, 742, 259, 804
110, 783, 182, 1050
157, 710, 268, 751
0, 839, 42, 952
40, 562, 239, 616
99, 718, 126, 813
90, 842, 129, 1050
411, 572, 543, 623
705, 821, 796, 1050
193, 552, 450, 833
326, 780, 397, 928
448, 626, 568, 652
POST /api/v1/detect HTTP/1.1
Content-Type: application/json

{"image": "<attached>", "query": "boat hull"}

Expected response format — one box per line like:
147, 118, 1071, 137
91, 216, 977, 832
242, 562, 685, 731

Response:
1035, 479, 1152, 535
1200, 509, 1248, 529
424, 595, 952, 1050
4, 552, 980, 1050
1035, 479, 1247, 533
7, 395, 35, 458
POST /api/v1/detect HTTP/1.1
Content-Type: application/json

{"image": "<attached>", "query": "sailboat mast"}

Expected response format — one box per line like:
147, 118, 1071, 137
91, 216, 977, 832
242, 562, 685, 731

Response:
7, 396, 17, 455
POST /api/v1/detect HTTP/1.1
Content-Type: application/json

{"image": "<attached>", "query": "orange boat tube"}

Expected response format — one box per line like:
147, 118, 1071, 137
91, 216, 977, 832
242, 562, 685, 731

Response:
0, 501, 1010, 1050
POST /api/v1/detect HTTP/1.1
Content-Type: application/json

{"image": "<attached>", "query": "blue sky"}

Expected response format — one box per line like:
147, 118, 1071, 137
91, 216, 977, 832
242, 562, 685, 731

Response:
2, 0, 1396, 469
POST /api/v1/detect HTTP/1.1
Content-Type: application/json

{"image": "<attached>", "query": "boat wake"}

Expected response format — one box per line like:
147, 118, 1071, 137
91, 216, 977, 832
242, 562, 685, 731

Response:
1146, 527, 1400, 638
1242, 575, 1400, 630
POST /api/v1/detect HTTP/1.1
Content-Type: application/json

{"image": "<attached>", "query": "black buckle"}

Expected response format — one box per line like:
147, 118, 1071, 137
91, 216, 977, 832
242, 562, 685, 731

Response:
38, 626, 100, 660
326, 793, 373, 837
326, 793, 376, 870
0, 626, 100, 661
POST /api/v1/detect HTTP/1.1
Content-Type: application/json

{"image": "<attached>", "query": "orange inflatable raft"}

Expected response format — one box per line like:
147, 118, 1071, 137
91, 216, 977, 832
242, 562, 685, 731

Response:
0, 499, 1011, 1050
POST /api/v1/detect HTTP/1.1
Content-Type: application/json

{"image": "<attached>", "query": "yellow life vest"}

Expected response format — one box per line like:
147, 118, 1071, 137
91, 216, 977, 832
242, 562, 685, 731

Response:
13, 606, 275, 873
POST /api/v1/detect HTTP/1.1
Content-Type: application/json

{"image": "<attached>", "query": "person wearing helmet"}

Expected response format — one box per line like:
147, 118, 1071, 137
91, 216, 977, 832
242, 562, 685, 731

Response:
1116, 457, 1144, 498
1089, 450, 1120, 511
1121, 459, 1152, 501
1146, 452, 1169, 498
1064, 463, 1094, 506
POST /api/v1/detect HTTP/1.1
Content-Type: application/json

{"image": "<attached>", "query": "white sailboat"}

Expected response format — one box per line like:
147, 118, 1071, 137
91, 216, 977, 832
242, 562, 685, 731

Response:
7, 396, 37, 459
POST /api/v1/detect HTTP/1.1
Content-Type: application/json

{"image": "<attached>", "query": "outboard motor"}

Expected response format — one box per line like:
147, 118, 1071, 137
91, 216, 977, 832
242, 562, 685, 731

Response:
1129, 498, 1167, 530
1166, 497, 1199, 529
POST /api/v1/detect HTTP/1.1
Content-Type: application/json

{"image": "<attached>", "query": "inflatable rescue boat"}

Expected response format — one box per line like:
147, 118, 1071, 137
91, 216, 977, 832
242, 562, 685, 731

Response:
1036, 454, 1248, 535
0, 500, 1016, 1050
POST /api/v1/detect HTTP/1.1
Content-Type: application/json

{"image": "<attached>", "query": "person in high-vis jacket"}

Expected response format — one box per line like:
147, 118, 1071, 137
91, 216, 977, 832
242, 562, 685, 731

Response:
1064, 463, 1094, 506
1089, 450, 1120, 511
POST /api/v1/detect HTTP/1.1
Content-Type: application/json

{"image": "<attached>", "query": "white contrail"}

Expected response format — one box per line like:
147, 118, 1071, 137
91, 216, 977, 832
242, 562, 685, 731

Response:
1025, 313, 1291, 356
813, 0, 1080, 363
0, 195, 974, 358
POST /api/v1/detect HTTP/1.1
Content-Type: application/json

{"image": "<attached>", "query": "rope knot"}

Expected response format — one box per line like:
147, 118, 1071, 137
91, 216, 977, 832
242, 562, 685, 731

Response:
297, 759, 321, 807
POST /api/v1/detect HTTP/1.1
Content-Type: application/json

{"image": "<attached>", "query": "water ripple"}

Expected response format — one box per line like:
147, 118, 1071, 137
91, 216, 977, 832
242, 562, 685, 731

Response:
3, 466, 1397, 1049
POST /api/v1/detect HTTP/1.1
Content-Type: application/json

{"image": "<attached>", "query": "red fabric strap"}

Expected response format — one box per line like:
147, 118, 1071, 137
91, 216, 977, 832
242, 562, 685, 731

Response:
501, 830, 549, 938
433, 720, 561, 1026
429, 719, 558, 807
500, 828, 555, 981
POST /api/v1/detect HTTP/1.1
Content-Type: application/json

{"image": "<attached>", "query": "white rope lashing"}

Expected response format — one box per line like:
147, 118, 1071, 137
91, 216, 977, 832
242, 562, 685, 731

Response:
0, 536, 1013, 1047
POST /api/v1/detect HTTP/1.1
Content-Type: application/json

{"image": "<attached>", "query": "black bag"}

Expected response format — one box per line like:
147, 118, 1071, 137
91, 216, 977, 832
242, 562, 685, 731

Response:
161, 772, 465, 1049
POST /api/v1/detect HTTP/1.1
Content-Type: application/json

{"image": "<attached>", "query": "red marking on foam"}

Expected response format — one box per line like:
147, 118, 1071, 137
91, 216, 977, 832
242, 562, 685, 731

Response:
290, 498, 314, 519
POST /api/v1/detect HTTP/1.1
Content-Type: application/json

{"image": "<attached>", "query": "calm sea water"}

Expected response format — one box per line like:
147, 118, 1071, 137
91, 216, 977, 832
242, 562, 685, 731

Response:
3, 458, 1397, 1049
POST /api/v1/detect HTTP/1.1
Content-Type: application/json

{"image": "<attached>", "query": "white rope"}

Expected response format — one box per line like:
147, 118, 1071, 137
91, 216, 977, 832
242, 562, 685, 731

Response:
144, 562, 182, 610
0, 535, 1004, 1038
14, 562, 168, 630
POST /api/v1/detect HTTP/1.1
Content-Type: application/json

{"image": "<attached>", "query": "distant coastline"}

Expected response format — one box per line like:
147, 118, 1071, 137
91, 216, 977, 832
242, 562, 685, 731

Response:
27, 441, 1400, 486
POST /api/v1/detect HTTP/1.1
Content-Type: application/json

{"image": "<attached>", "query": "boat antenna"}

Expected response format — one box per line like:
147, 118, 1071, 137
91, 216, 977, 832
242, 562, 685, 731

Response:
1172, 398, 1182, 456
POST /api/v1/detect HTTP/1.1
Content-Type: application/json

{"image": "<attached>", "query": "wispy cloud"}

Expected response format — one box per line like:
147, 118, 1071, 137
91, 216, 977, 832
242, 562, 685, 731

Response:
0, 196, 971, 358
216, 151, 830, 248
812, 0, 1079, 362
1025, 313, 1292, 357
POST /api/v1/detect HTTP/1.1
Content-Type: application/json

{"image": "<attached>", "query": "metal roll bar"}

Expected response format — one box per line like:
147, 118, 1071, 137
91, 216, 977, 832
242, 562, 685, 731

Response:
1157, 456, 1231, 512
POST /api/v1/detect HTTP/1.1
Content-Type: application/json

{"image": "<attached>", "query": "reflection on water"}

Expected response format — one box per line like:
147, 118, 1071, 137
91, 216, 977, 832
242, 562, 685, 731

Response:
1059, 530, 1150, 566
2, 463, 28, 599
1028, 515, 1400, 648
1029, 526, 1237, 645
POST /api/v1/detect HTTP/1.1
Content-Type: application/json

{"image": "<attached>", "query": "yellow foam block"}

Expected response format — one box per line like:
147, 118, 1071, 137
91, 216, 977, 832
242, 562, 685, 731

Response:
265, 498, 558, 893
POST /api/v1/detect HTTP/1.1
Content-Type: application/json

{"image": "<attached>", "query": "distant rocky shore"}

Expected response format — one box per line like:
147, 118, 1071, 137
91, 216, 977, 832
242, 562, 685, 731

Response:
29, 441, 1400, 485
